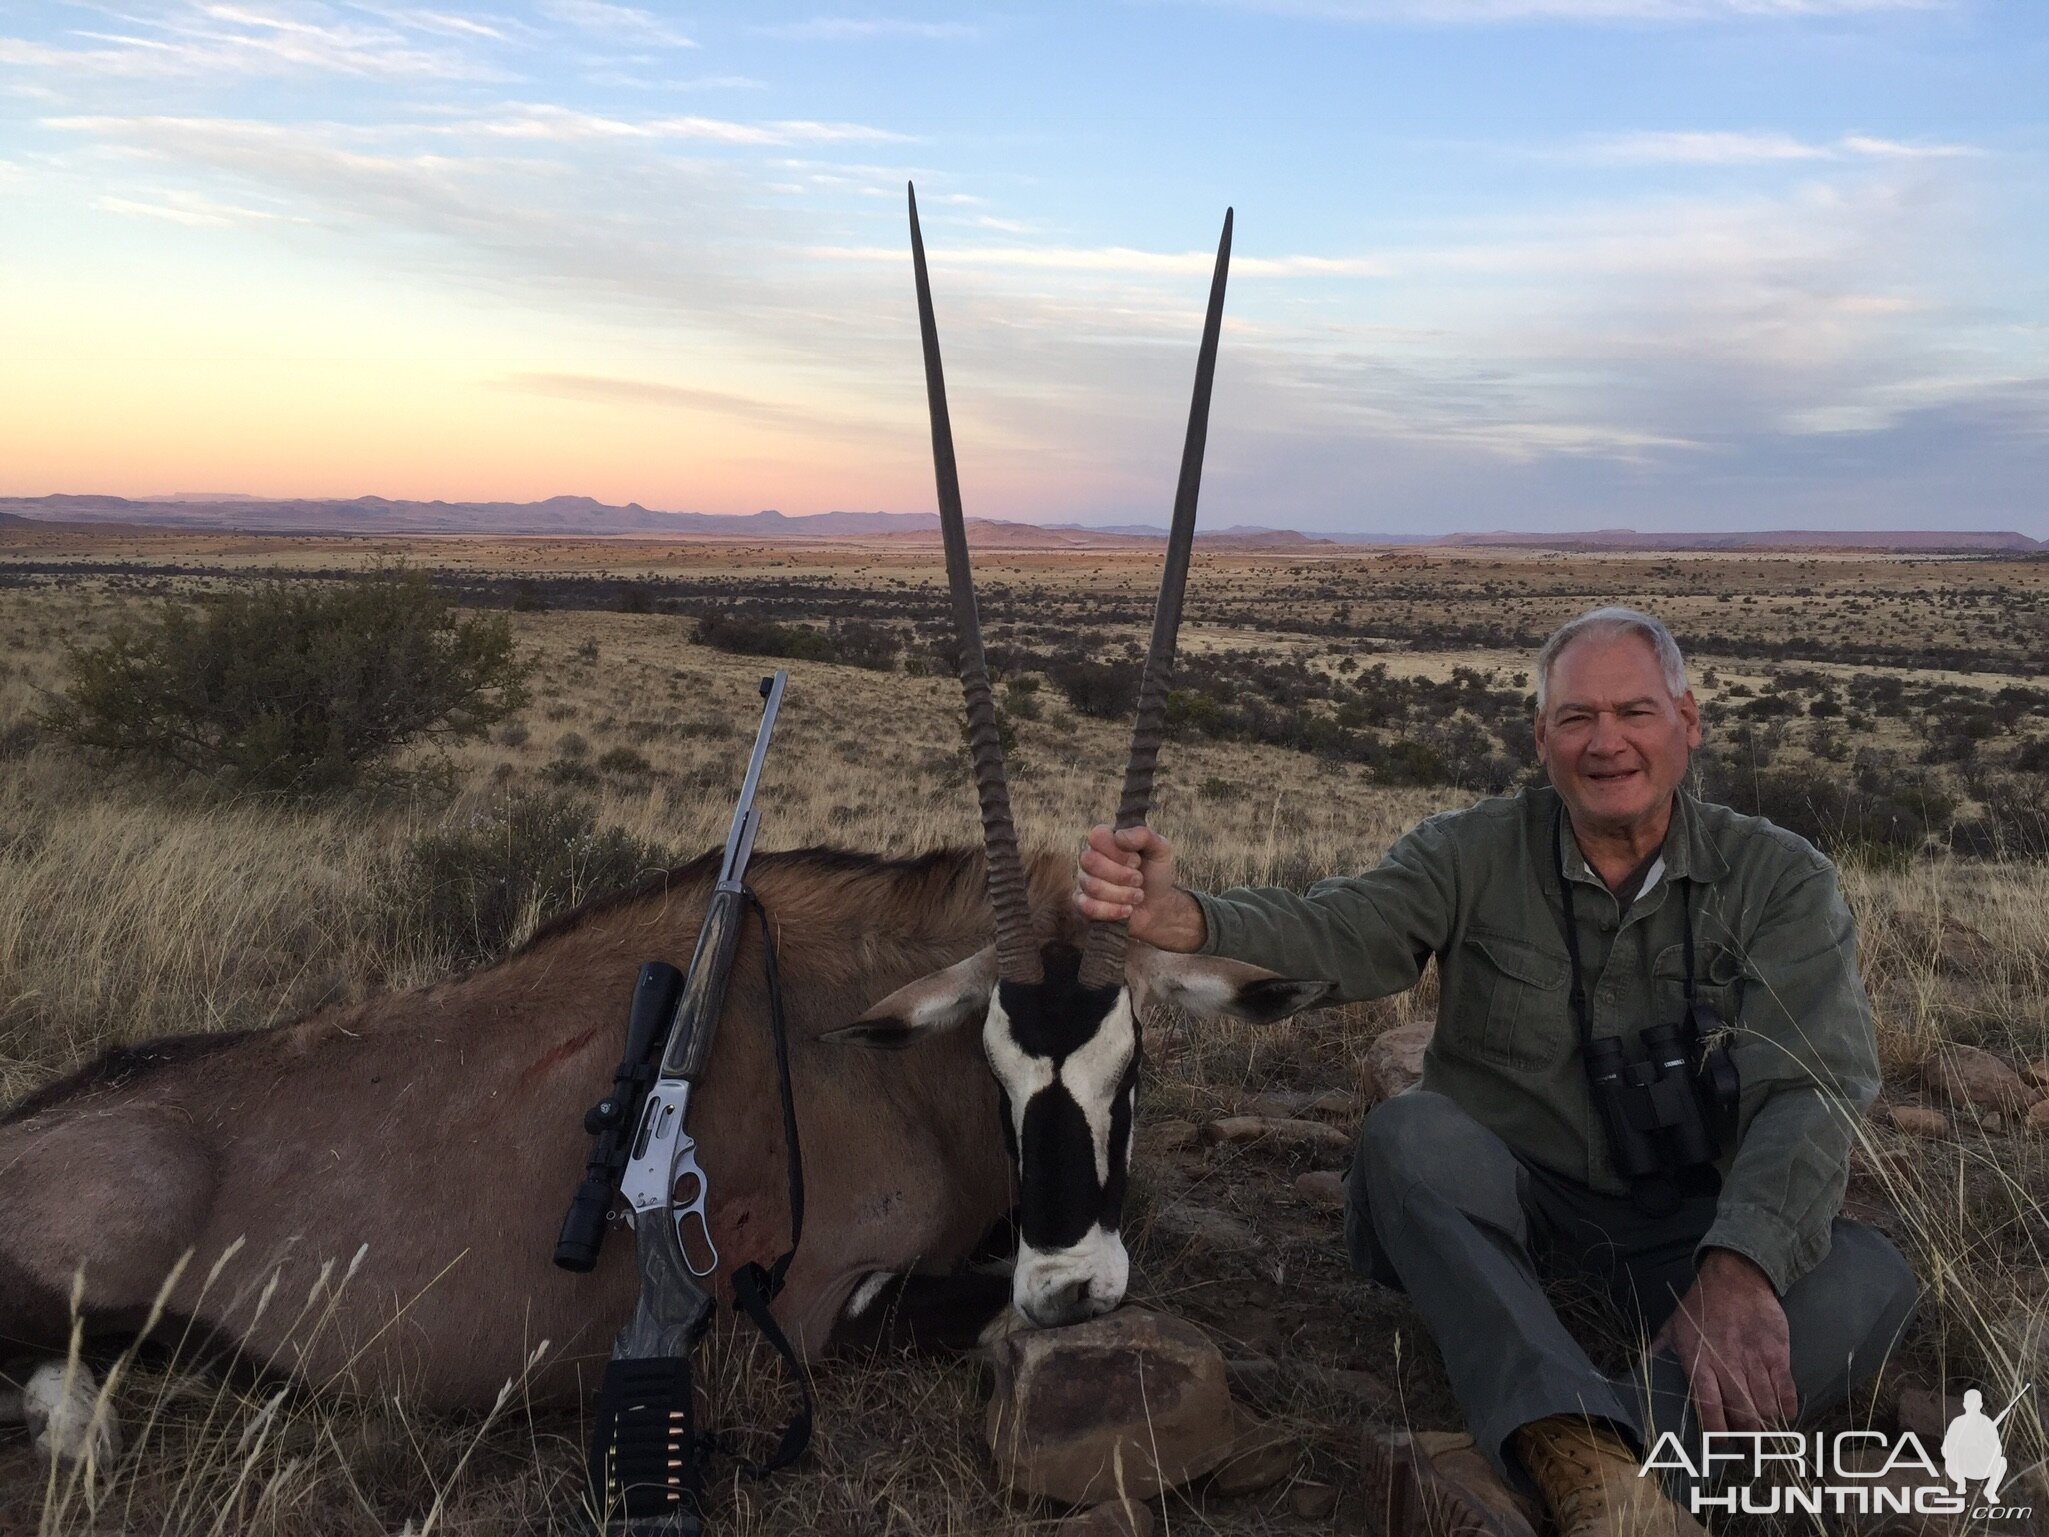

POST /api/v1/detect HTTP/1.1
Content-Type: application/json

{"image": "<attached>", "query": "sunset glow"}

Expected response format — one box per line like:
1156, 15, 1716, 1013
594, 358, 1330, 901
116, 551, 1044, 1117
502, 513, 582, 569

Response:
2, 2, 2044, 533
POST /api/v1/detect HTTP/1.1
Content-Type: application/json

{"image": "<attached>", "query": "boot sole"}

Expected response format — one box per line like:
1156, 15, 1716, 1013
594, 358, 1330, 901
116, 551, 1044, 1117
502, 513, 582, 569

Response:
1357, 1429, 1531, 1537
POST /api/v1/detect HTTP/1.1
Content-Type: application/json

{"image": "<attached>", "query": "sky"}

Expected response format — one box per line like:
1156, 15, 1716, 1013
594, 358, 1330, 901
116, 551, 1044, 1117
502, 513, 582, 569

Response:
1, 1, 2045, 535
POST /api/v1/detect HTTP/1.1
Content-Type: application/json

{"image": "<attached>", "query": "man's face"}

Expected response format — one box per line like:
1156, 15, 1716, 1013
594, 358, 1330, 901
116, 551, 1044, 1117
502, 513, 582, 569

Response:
1534, 632, 1701, 837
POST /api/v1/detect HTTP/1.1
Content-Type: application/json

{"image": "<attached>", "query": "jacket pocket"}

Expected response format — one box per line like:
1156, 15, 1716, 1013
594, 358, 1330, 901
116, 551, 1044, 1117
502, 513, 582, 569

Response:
1652, 940, 1746, 1028
1463, 927, 1572, 1070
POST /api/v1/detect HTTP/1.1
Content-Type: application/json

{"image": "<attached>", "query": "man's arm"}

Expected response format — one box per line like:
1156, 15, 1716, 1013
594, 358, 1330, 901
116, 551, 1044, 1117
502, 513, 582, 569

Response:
1654, 849, 1881, 1432
1700, 853, 1880, 1293
1077, 815, 1461, 1003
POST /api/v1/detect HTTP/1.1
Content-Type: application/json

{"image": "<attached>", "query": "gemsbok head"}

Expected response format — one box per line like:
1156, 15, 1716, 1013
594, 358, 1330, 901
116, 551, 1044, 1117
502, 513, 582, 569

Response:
820, 187, 1332, 1330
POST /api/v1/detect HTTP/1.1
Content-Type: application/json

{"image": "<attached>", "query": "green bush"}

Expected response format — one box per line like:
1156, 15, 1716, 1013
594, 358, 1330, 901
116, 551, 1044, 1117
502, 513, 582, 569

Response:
690, 610, 899, 671
385, 790, 672, 966
40, 572, 529, 796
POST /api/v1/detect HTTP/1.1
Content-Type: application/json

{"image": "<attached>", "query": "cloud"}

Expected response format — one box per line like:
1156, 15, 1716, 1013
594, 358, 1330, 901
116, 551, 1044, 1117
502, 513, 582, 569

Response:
92, 188, 303, 226
342, 5, 524, 42
0, 3, 504, 80
1838, 134, 1978, 160
1176, 0, 1951, 21
436, 103, 910, 144
811, 243, 1392, 277
497, 372, 853, 430
756, 17, 981, 41
534, 0, 693, 47
1578, 129, 1978, 164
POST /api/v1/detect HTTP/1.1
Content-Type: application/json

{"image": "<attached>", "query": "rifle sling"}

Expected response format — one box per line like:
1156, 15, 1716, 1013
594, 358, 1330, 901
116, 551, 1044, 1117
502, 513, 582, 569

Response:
717, 888, 811, 1480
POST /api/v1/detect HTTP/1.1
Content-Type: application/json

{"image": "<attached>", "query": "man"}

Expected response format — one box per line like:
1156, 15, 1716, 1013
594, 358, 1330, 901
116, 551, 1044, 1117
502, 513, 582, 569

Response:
1077, 607, 1918, 1537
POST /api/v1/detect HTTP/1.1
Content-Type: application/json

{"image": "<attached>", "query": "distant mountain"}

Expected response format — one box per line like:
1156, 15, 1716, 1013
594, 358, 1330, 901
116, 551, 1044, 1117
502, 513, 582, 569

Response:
0, 496, 2037, 552
1428, 528, 2044, 552
0, 494, 939, 538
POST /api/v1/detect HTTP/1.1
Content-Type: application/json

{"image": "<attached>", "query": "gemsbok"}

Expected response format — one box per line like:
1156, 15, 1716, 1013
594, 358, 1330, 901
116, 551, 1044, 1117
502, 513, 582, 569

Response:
0, 187, 1330, 1477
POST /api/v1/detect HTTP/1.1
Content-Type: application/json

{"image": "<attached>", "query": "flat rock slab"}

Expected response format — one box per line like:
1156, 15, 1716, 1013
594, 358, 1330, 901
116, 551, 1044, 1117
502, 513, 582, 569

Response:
1201, 1115, 1352, 1151
1364, 1022, 1433, 1103
1239, 1087, 1363, 1121
1887, 1103, 1953, 1140
1925, 1044, 2036, 1117
987, 1307, 1239, 1506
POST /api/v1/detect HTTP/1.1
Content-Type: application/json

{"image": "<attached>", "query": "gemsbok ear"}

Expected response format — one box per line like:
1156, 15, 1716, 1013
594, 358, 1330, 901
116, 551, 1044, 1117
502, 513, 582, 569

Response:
819, 944, 1000, 1049
1128, 946, 1332, 1025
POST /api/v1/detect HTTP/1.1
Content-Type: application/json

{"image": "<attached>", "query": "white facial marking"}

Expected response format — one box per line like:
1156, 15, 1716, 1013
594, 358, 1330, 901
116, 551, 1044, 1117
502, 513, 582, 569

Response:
981, 990, 1055, 1138
1062, 991, 1136, 1189
1013, 1223, 1130, 1326
844, 1272, 893, 1319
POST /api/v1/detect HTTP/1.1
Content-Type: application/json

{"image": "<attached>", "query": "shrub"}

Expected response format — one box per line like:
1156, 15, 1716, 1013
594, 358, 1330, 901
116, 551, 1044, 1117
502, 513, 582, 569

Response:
690, 609, 899, 671
1048, 659, 1139, 719
595, 745, 653, 776
692, 610, 830, 662
39, 572, 529, 796
385, 790, 672, 966
1699, 755, 1954, 857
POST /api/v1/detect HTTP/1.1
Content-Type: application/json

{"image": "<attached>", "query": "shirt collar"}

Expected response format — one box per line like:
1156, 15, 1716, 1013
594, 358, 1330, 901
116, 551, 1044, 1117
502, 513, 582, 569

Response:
1547, 785, 1727, 889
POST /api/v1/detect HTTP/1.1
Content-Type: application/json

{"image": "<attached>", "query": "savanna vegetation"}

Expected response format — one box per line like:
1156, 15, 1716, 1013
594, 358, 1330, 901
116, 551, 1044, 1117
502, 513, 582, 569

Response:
1, 530, 2044, 1534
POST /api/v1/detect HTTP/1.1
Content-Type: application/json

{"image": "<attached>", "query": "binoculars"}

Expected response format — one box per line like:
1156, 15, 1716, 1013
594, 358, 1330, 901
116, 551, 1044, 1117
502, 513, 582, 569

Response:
1585, 1004, 1741, 1216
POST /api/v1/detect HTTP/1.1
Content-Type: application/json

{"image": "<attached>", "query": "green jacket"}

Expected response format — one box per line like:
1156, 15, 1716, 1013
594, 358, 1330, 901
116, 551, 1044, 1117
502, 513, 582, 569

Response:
1191, 784, 1879, 1294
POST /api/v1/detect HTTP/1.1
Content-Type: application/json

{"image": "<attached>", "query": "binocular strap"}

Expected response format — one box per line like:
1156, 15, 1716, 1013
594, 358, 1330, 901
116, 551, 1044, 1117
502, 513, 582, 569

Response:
1552, 799, 1696, 1047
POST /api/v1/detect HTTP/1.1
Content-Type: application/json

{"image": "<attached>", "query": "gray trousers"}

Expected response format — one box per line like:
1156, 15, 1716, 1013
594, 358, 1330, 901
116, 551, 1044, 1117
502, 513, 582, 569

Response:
1347, 1091, 1919, 1486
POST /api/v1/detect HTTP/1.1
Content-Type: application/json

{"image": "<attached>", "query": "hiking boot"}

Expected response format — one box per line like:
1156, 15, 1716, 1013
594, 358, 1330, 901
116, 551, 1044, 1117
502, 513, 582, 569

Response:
1358, 1427, 1538, 1536
1513, 1415, 1708, 1537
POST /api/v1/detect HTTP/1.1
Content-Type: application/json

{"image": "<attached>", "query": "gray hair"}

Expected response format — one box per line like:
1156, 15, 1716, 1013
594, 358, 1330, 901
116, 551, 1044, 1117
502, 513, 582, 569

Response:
1534, 606, 1688, 713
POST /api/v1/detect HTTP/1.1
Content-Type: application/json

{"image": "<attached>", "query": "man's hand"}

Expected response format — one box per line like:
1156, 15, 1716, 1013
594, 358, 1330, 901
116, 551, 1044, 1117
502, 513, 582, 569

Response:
1652, 1248, 1798, 1434
1075, 825, 1206, 952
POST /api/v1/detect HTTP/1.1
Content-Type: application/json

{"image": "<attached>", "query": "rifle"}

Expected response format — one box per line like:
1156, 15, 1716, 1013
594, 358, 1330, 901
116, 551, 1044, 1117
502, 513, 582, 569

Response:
566, 671, 807, 1536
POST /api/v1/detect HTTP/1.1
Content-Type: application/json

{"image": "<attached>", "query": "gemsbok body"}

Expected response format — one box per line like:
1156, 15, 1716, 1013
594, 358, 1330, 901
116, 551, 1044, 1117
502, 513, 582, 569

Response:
0, 187, 1330, 1472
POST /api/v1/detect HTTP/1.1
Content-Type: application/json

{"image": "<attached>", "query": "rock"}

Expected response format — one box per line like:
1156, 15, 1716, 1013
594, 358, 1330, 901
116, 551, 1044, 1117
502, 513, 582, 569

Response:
1206, 1411, 1300, 1496
986, 1308, 1240, 1505
1294, 1170, 1348, 1210
1200, 1115, 1352, 1151
1887, 1104, 1952, 1140
1056, 1501, 1154, 1537
1241, 1087, 1362, 1120
2022, 1058, 2049, 1092
1289, 1481, 1338, 1519
1895, 1387, 1965, 1446
1925, 1045, 2035, 1117
2028, 1098, 2049, 1135
1363, 1022, 1432, 1103
1146, 1118, 1198, 1152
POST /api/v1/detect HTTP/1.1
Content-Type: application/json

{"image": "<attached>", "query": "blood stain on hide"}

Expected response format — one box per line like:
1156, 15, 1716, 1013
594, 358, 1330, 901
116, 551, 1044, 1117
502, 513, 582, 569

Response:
516, 1025, 602, 1090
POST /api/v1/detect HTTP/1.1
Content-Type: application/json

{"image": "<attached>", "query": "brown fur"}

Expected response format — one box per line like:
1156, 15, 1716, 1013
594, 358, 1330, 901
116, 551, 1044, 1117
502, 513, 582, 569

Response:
0, 844, 1079, 1409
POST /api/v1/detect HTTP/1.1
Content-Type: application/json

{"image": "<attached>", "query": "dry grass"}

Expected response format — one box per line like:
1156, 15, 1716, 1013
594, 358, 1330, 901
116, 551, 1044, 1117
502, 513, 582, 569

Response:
2, 551, 2046, 1534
